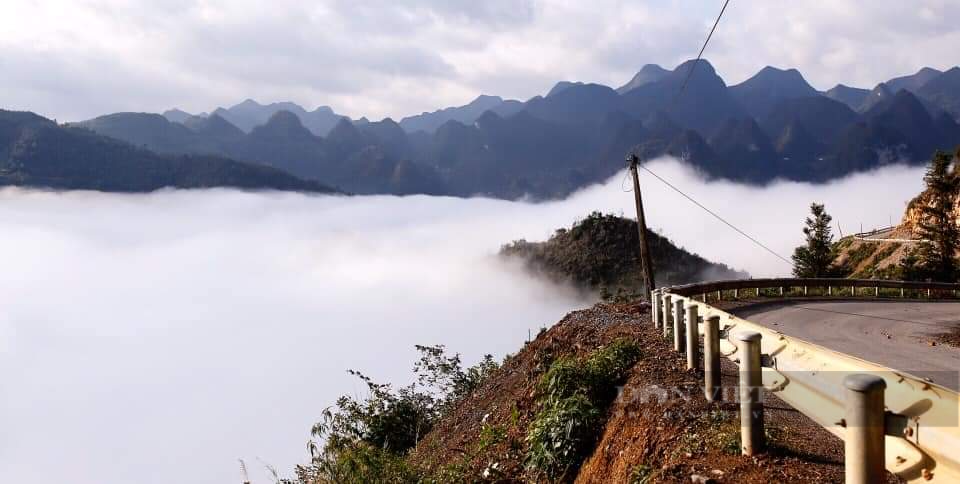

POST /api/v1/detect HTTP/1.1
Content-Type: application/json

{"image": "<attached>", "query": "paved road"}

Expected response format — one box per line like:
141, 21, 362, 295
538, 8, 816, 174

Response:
731, 300, 960, 391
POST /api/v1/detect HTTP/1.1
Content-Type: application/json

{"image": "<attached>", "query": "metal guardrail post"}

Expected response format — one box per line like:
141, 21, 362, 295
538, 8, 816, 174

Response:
716, 290, 722, 301
828, 286, 833, 296
736, 331, 764, 456
674, 299, 685, 353
734, 288, 739, 299
779, 286, 784, 296
662, 294, 672, 339
843, 374, 886, 484
652, 290, 661, 328
756, 287, 761, 298
685, 304, 699, 370
704, 316, 721, 402
874, 286, 879, 297
900, 287, 905, 298
804, 285, 809, 296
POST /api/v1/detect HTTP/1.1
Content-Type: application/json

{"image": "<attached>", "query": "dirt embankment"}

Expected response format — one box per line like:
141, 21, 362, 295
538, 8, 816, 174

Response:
410, 303, 851, 482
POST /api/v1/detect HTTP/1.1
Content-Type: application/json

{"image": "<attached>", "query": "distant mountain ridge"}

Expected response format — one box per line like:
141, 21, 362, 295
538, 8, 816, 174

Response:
47, 59, 960, 198
398, 95, 523, 134
616, 64, 670, 94
0, 110, 335, 193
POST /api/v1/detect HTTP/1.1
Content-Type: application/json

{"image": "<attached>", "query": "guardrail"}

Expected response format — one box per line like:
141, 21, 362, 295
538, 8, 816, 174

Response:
652, 278, 960, 483
853, 226, 897, 238
850, 226, 924, 244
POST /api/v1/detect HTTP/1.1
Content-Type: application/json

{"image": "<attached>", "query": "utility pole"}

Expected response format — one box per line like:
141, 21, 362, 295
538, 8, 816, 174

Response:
628, 154, 656, 300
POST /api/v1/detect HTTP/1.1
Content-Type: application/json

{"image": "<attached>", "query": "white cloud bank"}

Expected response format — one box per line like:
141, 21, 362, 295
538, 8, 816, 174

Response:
0, 159, 925, 483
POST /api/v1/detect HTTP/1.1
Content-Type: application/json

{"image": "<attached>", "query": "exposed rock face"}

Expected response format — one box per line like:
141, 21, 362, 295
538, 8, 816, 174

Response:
901, 169, 960, 239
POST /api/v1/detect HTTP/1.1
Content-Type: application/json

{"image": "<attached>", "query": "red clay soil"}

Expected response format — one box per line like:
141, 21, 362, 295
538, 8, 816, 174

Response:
408, 302, 876, 483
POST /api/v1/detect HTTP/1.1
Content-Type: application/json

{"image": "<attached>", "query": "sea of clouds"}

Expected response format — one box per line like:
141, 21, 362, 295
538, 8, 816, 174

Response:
0, 158, 925, 483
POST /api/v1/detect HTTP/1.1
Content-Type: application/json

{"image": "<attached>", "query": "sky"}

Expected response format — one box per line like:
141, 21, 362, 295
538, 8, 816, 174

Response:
0, 158, 926, 484
1, 0, 959, 122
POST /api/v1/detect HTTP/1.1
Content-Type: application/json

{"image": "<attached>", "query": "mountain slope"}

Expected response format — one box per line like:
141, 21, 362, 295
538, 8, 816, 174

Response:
0, 110, 334, 192
729, 66, 820, 119
524, 83, 622, 125
398, 95, 521, 133
616, 64, 670, 94
211, 99, 348, 136
621, 59, 745, 135
825, 84, 870, 110
858, 83, 894, 112
162, 108, 195, 124
707, 117, 779, 180
886, 67, 942, 93
919, 67, 960, 119
761, 96, 859, 143
75, 112, 225, 155
864, 90, 945, 159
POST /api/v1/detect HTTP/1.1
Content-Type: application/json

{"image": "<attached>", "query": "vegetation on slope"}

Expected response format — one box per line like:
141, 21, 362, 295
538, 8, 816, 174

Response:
295, 345, 498, 483
500, 212, 747, 298
288, 303, 849, 483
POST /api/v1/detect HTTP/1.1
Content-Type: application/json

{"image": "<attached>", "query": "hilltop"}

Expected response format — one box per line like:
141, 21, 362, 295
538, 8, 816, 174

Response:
501, 212, 747, 297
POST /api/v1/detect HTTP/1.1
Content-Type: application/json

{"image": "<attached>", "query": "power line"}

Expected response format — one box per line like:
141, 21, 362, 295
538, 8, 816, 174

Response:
672, 0, 732, 106
638, 164, 795, 268
629, 0, 792, 270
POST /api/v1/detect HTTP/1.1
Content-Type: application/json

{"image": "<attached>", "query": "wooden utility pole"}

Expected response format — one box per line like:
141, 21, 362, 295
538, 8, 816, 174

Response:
628, 154, 656, 300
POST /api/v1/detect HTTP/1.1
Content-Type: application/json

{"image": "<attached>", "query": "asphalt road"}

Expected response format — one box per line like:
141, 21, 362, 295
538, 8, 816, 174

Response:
731, 300, 960, 391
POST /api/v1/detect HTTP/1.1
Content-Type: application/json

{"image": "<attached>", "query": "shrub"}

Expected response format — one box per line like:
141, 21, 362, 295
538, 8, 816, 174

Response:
526, 339, 641, 479
298, 345, 499, 483
296, 442, 418, 484
538, 339, 642, 402
525, 394, 601, 480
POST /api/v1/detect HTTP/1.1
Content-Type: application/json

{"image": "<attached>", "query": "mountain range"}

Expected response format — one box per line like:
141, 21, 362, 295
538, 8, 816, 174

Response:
0, 110, 335, 192
6, 59, 960, 197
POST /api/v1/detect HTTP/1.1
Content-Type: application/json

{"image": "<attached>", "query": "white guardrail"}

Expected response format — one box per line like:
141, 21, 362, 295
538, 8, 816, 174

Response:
652, 278, 960, 483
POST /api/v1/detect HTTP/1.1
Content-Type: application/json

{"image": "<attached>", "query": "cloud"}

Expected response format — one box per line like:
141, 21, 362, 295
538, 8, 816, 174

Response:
0, 158, 927, 483
1, 0, 958, 121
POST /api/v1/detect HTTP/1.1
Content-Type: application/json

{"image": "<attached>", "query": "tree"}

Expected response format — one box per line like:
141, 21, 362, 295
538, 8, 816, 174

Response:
792, 203, 841, 277
911, 150, 959, 282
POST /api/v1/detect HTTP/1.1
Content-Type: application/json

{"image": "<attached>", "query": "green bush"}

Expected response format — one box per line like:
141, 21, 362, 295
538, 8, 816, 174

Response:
538, 339, 642, 402
525, 394, 601, 480
526, 339, 641, 479
296, 442, 418, 484
297, 345, 500, 483
584, 339, 643, 400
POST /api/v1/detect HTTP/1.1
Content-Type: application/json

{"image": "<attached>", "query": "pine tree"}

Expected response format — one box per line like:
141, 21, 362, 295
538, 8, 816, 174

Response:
912, 150, 959, 282
792, 203, 840, 277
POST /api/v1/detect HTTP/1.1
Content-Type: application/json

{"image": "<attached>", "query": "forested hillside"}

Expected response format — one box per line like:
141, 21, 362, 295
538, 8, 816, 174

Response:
501, 212, 747, 297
